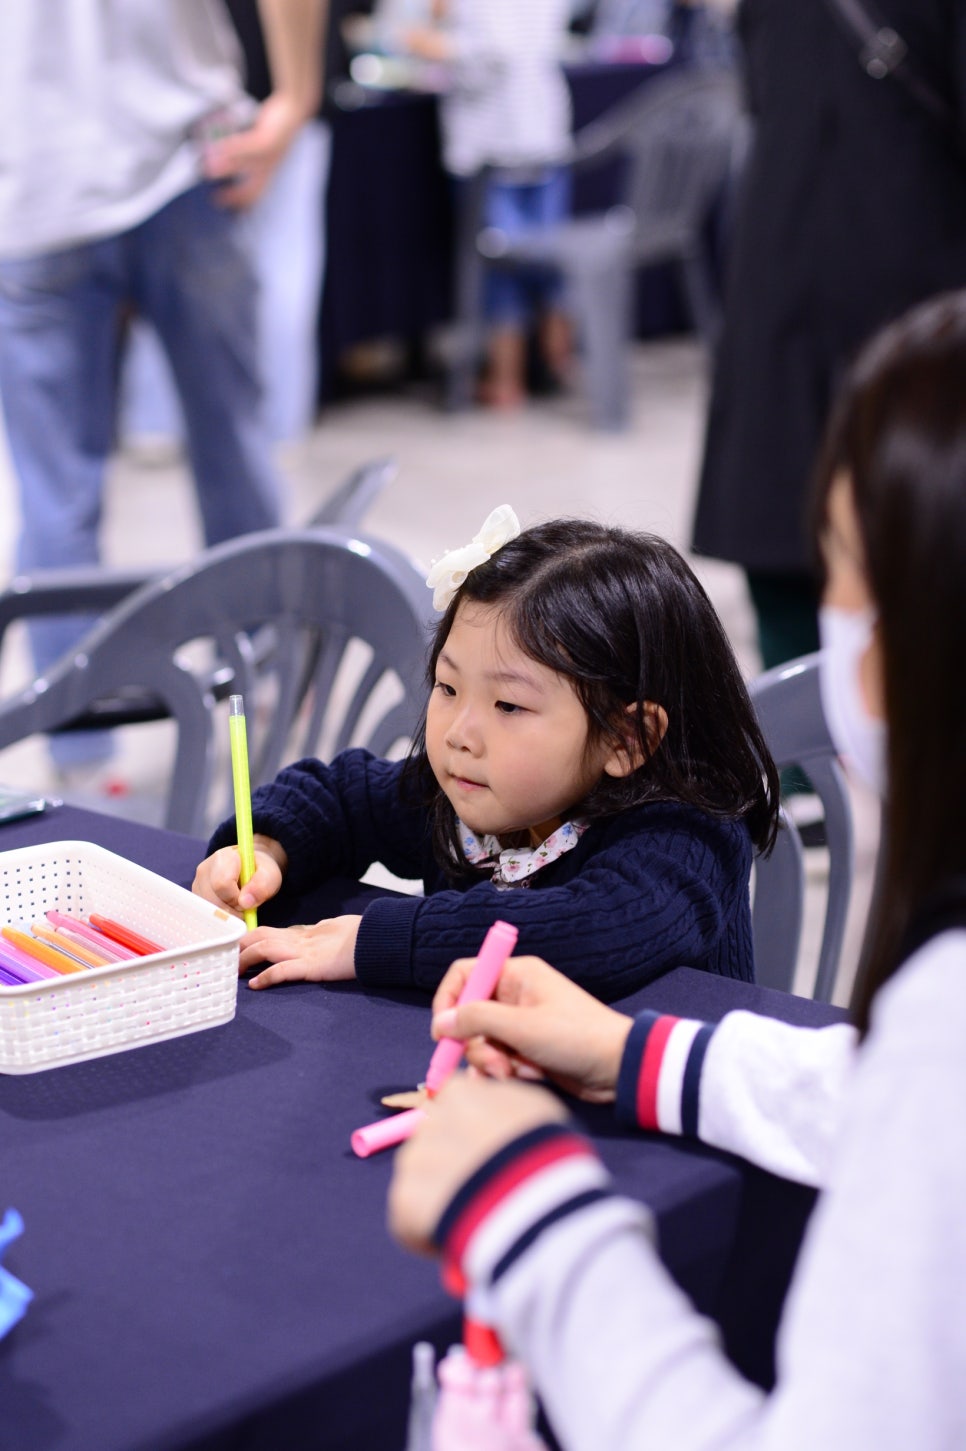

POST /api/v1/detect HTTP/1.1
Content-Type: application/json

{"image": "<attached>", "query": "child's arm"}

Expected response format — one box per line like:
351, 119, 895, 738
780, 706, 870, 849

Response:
430, 954, 633, 1103
205, 749, 429, 895
390, 958, 966, 1451
352, 803, 759, 999
430, 955, 856, 1187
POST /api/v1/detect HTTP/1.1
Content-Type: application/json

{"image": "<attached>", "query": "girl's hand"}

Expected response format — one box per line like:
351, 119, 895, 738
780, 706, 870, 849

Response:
431, 956, 633, 1103
241, 914, 362, 987
192, 836, 286, 917
388, 1074, 568, 1255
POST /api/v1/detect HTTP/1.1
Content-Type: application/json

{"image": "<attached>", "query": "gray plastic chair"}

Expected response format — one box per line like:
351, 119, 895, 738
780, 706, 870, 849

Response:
0, 527, 434, 838
0, 455, 399, 723
749, 653, 854, 1001
446, 66, 744, 430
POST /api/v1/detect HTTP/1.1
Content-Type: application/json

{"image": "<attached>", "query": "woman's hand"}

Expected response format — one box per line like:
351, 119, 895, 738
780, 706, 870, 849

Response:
388, 1074, 568, 1255
192, 835, 287, 917
431, 956, 633, 1103
241, 914, 362, 987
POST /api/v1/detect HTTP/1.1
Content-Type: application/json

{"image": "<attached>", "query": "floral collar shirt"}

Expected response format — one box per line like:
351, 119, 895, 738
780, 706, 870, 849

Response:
458, 818, 588, 889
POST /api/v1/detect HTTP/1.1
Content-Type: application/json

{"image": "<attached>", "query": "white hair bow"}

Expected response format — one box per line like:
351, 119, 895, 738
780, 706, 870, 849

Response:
425, 505, 522, 611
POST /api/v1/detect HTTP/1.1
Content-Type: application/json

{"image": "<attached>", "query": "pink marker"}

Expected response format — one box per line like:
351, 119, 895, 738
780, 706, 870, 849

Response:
349, 920, 518, 1160
351, 1107, 426, 1159
424, 919, 518, 1095
45, 911, 132, 961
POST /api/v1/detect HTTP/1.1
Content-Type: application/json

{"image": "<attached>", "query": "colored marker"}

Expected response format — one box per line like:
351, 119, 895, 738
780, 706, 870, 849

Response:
350, 920, 518, 1159
87, 915, 163, 956
45, 911, 133, 961
351, 1107, 426, 1159
2, 926, 85, 975
0, 937, 59, 981
228, 694, 258, 931
424, 919, 518, 1095
31, 924, 114, 969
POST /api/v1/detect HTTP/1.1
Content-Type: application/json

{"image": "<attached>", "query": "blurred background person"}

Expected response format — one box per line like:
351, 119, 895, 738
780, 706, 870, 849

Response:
691, 0, 966, 676
399, 0, 575, 409
120, 0, 337, 456
0, 0, 325, 774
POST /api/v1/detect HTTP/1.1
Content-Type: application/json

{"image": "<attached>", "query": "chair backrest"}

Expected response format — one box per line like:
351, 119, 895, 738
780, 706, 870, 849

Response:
306, 456, 398, 529
0, 528, 435, 839
574, 65, 745, 263
749, 653, 854, 1000
0, 456, 399, 653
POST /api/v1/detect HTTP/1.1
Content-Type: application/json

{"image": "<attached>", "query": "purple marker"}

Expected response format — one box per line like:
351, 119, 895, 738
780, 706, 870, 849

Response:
0, 939, 58, 983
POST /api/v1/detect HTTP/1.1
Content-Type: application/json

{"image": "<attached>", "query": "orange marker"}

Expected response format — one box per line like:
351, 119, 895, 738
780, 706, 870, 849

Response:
2, 926, 85, 975
88, 914, 163, 956
31, 924, 114, 969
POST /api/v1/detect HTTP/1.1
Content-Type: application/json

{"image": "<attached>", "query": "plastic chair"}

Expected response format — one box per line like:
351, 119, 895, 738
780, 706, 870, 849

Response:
0, 455, 398, 666
0, 527, 434, 838
749, 653, 854, 1001
446, 66, 744, 430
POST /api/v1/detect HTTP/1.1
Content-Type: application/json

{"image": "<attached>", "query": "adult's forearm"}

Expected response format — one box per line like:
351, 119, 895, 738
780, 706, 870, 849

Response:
256, 0, 326, 118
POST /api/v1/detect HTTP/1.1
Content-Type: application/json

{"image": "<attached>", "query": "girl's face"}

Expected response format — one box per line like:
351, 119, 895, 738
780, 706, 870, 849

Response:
821, 473, 885, 720
426, 601, 627, 846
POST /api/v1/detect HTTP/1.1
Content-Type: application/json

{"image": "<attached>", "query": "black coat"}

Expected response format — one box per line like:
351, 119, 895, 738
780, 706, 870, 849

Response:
692, 0, 966, 573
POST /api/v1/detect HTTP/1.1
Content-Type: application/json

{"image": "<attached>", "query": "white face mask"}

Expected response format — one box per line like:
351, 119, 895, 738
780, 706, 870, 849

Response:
818, 606, 887, 797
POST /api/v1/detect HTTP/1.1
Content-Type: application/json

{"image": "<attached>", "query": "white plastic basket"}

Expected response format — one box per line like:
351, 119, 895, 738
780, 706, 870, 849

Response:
0, 840, 244, 1073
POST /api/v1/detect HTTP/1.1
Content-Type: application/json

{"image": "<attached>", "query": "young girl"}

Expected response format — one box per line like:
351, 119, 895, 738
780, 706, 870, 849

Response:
193, 507, 779, 996
398, 0, 575, 407
388, 294, 966, 1447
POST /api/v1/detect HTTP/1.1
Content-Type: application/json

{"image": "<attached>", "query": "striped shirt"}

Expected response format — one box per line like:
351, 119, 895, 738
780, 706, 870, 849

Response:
440, 0, 573, 175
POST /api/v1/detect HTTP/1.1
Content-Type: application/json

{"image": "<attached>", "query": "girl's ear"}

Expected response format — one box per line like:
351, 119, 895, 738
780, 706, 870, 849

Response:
602, 701, 669, 779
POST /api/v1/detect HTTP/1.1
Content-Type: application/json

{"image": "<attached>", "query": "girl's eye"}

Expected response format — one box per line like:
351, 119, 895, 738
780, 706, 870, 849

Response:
495, 699, 522, 715
434, 680, 456, 698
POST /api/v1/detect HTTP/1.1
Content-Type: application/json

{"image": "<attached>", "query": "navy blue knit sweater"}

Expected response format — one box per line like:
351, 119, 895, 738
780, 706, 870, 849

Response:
207, 749, 756, 1000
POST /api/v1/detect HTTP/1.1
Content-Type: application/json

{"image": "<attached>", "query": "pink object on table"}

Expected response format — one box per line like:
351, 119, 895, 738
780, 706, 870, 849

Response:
350, 920, 517, 1159
351, 1107, 426, 1159
429, 1346, 547, 1450
424, 919, 518, 1095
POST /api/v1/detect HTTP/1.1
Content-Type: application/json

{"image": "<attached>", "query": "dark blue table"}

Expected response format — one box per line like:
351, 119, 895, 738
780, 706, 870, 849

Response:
0, 804, 844, 1450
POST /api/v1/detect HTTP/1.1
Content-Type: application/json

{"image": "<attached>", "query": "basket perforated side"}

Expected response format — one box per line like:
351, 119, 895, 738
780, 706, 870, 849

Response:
0, 842, 243, 1073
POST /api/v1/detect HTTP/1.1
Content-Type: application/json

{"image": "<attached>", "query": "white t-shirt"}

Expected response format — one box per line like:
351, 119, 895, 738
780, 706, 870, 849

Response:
0, 0, 247, 258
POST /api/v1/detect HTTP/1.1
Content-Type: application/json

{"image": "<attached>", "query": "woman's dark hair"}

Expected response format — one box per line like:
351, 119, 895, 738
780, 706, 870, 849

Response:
811, 291, 966, 1034
406, 518, 779, 877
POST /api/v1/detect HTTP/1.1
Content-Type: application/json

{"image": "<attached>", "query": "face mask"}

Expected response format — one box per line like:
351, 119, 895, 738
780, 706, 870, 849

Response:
817, 606, 887, 797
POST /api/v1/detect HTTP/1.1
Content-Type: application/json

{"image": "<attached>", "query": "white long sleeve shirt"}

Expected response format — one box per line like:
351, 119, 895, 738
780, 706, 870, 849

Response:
438, 929, 966, 1451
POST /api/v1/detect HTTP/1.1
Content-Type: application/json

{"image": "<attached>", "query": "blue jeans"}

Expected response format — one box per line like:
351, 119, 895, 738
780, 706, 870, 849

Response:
0, 183, 281, 691
482, 167, 572, 326
121, 121, 332, 446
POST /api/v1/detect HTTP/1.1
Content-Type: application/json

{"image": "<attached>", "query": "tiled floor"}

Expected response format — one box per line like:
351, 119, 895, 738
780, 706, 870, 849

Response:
0, 337, 876, 1004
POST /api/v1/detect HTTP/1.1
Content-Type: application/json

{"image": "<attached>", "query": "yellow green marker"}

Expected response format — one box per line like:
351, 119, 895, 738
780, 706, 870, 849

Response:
228, 694, 258, 930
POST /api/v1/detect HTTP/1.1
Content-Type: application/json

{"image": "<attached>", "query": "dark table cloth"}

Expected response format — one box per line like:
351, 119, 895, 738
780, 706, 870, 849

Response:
0, 804, 845, 1450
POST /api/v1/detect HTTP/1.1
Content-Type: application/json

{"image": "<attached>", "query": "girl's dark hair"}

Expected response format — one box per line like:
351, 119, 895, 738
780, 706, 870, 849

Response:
811, 291, 966, 1034
407, 518, 779, 877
